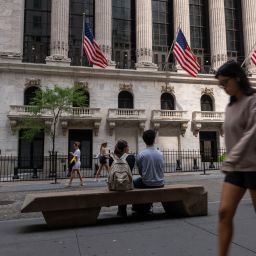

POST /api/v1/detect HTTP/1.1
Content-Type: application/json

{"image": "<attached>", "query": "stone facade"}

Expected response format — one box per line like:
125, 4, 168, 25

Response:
0, 0, 256, 157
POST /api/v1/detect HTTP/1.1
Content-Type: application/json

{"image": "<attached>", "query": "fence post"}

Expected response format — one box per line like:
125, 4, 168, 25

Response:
49, 152, 58, 184
202, 153, 206, 175
209, 157, 215, 169
193, 158, 199, 170
12, 167, 19, 180
32, 168, 38, 178
176, 159, 182, 171
54, 152, 58, 184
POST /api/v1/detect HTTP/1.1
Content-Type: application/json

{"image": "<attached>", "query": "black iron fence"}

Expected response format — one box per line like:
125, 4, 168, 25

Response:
0, 149, 226, 182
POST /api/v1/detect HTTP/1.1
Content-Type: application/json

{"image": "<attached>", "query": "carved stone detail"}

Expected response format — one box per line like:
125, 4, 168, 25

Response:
139, 122, 146, 134
153, 122, 160, 132
180, 122, 188, 137
119, 83, 133, 92
136, 48, 152, 57
25, 78, 41, 88
9, 120, 17, 134
74, 81, 89, 90
161, 85, 175, 94
193, 123, 202, 137
109, 122, 116, 136
94, 122, 101, 136
61, 121, 68, 136
201, 87, 214, 96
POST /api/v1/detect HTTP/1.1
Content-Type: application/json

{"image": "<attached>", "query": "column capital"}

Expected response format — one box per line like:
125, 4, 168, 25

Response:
46, 0, 70, 66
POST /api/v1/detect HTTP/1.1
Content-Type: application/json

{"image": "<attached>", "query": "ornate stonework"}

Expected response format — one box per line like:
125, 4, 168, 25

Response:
119, 83, 133, 92
74, 81, 89, 90
25, 78, 41, 87
161, 85, 175, 94
201, 87, 214, 96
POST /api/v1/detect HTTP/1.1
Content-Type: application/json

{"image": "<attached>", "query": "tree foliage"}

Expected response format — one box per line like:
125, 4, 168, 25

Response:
21, 85, 87, 154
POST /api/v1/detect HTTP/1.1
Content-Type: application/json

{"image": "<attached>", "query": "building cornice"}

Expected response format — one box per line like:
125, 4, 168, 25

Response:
1, 62, 256, 86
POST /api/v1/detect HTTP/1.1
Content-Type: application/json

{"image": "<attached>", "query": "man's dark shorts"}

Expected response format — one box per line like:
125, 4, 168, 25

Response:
224, 171, 256, 189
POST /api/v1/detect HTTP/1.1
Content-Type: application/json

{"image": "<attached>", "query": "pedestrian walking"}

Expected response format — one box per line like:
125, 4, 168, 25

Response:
215, 61, 256, 256
95, 142, 110, 181
68, 141, 83, 187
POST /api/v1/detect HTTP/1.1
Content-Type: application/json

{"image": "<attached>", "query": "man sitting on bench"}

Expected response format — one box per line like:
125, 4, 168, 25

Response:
133, 129, 165, 214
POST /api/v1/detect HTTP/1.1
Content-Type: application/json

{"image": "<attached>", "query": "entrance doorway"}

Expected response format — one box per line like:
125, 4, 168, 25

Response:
199, 131, 218, 161
18, 129, 44, 169
68, 129, 93, 168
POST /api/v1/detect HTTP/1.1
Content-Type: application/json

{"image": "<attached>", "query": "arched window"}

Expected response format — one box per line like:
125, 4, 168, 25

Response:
73, 88, 89, 107
24, 86, 41, 105
161, 93, 175, 110
201, 94, 213, 111
118, 91, 133, 109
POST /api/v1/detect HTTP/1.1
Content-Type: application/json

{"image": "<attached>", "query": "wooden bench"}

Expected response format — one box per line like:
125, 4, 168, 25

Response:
21, 184, 208, 228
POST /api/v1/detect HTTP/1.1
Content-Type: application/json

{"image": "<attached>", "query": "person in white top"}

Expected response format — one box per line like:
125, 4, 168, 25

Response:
68, 141, 83, 186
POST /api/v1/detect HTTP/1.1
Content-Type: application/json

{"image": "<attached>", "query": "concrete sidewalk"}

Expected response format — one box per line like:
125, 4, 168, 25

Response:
0, 171, 256, 256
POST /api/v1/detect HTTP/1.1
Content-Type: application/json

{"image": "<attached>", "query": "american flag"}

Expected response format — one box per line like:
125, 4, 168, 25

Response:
251, 49, 256, 66
173, 29, 200, 77
83, 23, 108, 68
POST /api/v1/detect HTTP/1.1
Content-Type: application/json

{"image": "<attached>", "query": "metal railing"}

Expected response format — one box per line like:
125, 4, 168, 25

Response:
0, 149, 226, 182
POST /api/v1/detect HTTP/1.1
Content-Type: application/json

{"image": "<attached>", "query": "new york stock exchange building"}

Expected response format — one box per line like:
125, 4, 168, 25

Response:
0, 0, 256, 175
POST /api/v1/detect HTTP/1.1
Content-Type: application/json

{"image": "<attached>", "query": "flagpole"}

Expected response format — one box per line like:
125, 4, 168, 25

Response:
80, 13, 86, 66
164, 26, 180, 71
241, 41, 256, 68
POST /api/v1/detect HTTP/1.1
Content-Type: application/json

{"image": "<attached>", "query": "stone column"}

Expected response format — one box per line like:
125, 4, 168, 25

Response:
135, 0, 157, 71
241, 0, 256, 74
95, 0, 115, 68
208, 0, 227, 71
46, 0, 70, 65
173, 0, 190, 45
173, 0, 190, 72
0, 0, 25, 63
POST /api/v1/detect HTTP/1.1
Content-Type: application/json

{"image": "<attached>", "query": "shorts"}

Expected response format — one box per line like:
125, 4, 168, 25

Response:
72, 161, 81, 170
224, 171, 256, 189
99, 156, 107, 164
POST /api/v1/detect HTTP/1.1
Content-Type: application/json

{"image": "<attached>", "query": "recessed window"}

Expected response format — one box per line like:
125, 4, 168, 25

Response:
69, 0, 94, 66
118, 91, 133, 109
224, 0, 244, 62
201, 94, 213, 111
161, 93, 175, 110
23, 0, 51, 63
24, 86, 41, 105
112, 0, 136, 69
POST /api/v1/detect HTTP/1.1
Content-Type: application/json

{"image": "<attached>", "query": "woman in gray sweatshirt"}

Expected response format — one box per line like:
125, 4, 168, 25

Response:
215, 61, 256, 256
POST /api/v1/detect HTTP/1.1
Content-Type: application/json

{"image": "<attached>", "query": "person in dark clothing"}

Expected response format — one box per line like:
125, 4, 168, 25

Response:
109, 140, 135, 217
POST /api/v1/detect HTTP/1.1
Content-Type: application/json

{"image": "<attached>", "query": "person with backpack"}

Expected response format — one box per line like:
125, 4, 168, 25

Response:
133, 130, 165, 214
108, 140, 135, 217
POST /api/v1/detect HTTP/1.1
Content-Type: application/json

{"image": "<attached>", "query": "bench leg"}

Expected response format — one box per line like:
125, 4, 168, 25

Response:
162, 192, 208, 217
42, 207, 101, 228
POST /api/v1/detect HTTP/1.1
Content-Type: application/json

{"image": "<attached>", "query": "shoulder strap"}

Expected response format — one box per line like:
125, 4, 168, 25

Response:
110, 153, 118, 161
120, 153, 128, 161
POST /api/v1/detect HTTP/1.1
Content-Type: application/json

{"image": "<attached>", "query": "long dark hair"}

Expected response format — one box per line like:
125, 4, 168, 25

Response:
215, 61, 256, 105
114, 140, 128, 158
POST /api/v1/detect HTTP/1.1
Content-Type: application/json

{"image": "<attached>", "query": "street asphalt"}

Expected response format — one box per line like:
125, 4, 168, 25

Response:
0, 171, 255, 256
